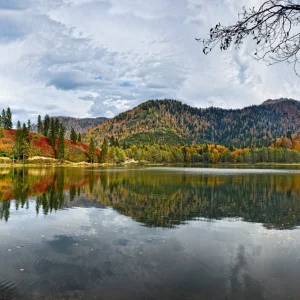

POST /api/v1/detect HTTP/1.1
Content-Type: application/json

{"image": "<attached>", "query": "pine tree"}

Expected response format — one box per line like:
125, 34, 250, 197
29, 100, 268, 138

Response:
43, 114, 50, 137
37, 115, 43, 133
58, 124, 65, 162
99, 138, 108, 163
14, 121, 22, 159
70, 128, 77, 144
4, 107, 12, 130
1, 109, 5, 128
89, 138, 96, 163
27, 119, 31, 131
54, 119, 60, 137
49, 118, 56, 147
78, 133, 82, 143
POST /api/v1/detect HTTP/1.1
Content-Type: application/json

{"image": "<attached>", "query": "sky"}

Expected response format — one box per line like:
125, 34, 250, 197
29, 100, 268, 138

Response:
0, 0, 299, 123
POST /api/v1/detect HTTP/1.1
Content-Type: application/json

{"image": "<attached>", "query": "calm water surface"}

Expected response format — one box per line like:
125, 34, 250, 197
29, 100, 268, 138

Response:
1, 166, 300, 299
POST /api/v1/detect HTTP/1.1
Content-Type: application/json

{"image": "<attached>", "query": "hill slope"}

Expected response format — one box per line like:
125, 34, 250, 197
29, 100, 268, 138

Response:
0, 129, 96, 163
88, 98, 300, 148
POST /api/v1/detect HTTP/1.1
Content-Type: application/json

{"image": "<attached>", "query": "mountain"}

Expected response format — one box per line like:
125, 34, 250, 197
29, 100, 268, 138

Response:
88, 98, 300, 148
32, 116, 109, 137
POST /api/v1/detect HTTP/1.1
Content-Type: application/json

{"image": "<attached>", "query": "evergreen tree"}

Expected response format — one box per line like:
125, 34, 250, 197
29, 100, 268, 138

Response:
99, 138, 108, 163
54, 119, 60, 137
27, 119, 31, 131
58, 124, 65, 162
43, 114, 50, 137
49, 118, 56, 147
4, 107, 12, 130
89, 138, 96, 163
0, 109, 4, 127
78, 133, 82, 143
37, 115, 43, 133
14, 121, 23, 159
70, 128, 77, 144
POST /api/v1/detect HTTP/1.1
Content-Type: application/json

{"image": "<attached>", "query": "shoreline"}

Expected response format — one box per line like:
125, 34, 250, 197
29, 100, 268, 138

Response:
0, 161, 300, 168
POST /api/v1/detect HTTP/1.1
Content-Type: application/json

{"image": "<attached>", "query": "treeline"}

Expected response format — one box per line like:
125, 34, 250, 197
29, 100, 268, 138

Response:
98, 140, 300, 164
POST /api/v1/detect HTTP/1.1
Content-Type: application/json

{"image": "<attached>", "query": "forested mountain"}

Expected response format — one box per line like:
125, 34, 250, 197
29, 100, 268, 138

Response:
32, 116, 109, 137
88, 98, 300, 148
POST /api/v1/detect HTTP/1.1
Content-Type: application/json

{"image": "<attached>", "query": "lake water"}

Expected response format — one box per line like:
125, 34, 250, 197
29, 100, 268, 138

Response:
1, 166, 300, 299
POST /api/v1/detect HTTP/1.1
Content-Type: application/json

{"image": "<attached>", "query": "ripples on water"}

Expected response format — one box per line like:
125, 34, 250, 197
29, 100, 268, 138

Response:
0, 167, 300, 299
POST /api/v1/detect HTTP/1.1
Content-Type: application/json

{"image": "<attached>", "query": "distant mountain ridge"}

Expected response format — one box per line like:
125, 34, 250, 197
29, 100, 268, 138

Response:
88, 98, 300, 148
261, 98, 299, 106
32, 116, 109, 137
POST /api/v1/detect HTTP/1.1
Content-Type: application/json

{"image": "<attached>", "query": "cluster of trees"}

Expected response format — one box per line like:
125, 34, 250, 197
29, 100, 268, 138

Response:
96, 141, 300, 164
70, 128, 82, 144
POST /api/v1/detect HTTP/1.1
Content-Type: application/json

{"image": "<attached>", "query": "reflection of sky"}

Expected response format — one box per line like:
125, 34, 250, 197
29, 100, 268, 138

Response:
1, 199, 300, 299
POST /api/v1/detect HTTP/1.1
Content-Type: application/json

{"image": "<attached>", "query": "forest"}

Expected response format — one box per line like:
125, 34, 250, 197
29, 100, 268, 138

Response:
0, 101, 300, 165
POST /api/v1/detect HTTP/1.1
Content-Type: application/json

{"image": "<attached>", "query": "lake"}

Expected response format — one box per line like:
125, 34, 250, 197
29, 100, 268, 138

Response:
1, 166, 300, 299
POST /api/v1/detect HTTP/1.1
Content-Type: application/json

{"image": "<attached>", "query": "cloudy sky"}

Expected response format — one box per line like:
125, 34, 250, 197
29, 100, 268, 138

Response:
0, 0, 299, 122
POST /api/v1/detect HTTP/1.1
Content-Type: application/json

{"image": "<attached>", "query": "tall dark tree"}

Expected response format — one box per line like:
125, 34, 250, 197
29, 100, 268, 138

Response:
37, 115, 43, 133
89, 138, 96, 163
198, 1, 300, 74
58, 124, 65, 162
27, 119, 31, 131
70, 128, 77, 144
4, 107, 12, 130
54, 119, 60, 137
1, 109, 5, 128
49, 118, 56, 147
78, 132, 82, 143
99, 138, 108, 163
43, 114, 50, 137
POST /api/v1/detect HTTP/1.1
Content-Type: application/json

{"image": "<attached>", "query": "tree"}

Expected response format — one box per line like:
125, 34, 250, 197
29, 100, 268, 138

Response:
49, 118, 56, 147
43, 114, 50, 137
99, 138, 108, 163
58, 124, 65, 162
89, 138, 96, 163
78, 133, 82, 143
37, 115, 43, 133
4, 107, 12, 130
0, 109, 4, 127
27, 119, 31, 131
70, 128, 77, 144
198, 1, 300, 74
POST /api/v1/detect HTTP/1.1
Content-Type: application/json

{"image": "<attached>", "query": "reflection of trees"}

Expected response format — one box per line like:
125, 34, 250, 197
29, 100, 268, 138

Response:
1, 168, 300, 230
90, 171, 300, 229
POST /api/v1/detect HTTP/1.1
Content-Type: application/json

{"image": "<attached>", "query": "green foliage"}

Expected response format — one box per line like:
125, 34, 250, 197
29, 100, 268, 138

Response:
0, 127, 4, 138
43, 114, 50, 137
37, 115, 43, 133
124, 130, 190, 147
89, 138, 96, 163
58, 124, 65, 162
70, 128, 77, 144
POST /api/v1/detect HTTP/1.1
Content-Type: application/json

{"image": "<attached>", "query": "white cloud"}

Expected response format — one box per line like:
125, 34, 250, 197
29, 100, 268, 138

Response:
0, 0, 299, 123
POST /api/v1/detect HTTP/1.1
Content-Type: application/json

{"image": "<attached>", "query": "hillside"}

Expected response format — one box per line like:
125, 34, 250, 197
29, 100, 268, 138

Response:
88, 98, 300, 148
0, 129, 96, 163
32, 116, 109, 137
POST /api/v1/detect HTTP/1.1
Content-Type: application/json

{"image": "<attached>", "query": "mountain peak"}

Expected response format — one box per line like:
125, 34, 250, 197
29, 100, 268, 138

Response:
261, 98, 299, 105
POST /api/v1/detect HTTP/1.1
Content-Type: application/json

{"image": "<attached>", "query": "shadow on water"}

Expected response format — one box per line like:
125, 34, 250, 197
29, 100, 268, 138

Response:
0, 167, 300, 229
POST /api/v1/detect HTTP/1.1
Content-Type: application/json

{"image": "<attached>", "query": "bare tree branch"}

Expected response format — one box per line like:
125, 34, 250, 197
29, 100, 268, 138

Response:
197, 0, 300, 75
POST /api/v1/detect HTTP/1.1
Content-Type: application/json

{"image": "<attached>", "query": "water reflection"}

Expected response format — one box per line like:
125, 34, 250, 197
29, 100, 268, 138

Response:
0, 167, 300, 229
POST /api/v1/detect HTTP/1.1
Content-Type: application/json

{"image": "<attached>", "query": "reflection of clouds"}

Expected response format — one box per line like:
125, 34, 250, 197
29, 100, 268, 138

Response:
226, 245, 264, 300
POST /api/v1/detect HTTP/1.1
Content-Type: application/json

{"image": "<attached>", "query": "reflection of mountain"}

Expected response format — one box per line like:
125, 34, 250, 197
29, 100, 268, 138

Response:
1, 168, 300, 229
